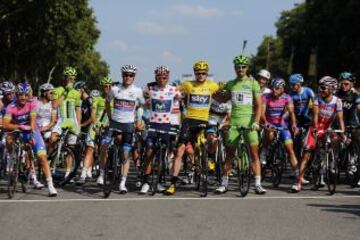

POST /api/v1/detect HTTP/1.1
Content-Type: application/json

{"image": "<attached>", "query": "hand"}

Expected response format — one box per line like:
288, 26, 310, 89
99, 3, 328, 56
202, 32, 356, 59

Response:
251, 122, 260, 131
292, 125, 299, 136
19, 125, 31, 131
135, 120, 144, 131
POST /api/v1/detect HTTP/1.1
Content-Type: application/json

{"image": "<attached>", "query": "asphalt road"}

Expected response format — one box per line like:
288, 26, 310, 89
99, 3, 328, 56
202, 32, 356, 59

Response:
0, 173, 359, 240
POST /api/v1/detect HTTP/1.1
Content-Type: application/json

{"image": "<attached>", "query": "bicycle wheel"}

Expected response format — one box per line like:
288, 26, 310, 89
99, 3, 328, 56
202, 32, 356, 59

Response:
103, 146, 118, 198
272, 145, 285, 187
6, 152, 18, 198
49, 146, 77, 186
215, 139, 224, 184
237, 144, 251, 197
310, 152, 321, 190
326, 149, 337, 195
150, 148, 164, 196
199, 147, 208, 197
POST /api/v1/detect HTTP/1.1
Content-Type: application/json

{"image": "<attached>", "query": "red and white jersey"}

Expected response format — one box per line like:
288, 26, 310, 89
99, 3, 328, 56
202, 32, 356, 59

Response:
146, 84, 181, 124
317, 95, 342, 128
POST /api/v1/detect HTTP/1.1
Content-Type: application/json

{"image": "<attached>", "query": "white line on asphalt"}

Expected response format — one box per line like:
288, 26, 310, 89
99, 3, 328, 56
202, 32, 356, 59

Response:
1, 195, 360, 203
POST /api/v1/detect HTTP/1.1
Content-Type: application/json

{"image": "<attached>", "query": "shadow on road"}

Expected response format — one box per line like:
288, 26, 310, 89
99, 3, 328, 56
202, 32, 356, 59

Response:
307, 203, 360, 218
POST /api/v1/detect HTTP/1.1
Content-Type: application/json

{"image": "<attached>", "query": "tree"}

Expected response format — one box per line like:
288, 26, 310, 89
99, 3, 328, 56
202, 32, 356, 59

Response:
0, 0, 109, 91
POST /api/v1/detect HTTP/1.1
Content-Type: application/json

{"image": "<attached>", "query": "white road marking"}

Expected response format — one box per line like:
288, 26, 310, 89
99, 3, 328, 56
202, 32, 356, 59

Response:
1, 195, 360, 203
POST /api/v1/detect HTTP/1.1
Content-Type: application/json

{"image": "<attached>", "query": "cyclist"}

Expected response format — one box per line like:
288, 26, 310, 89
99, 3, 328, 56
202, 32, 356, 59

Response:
48, 66, 82, 179
257, 69, 272, 95
140, 66, 181, 194
336, 72, 360, 178
0, 82, 16, 125
78, 77, 112, 184
294, 76, 346, 192
260, 78, 299, 189
215, 54, 266, 194
207, 81, 231, 172
36, 83, 57, 141
164, 60, 219, 195
3, 83, 57, 196
97, 65, 144, 193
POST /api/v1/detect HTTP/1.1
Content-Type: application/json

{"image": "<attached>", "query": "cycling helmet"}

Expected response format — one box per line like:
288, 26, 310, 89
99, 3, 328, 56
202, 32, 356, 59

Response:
0, 81, 16, 93
155, 66, 170, 75
257, 69, 271, 80
193, 60, 209, 72
74, 80, 86, 90
339, 72, 355, 82
39, 83, 54, 92
0, 90, 3, 99
289, 73, 304, 85
17, 82, 32, 94
319, 76, 338, 89
63, 66, 77, 76
100, 76, 113, 85
121, 65, 137, 74
170, 79, 181, 87
271, 77, 286, 89
233, 54, 250, 66
90, 89, 101, 98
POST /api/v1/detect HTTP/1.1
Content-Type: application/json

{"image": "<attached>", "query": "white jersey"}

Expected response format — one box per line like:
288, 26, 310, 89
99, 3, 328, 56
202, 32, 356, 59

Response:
146, 84, 181, 124
107, 84, 144, 123
208, 99, 231, 126
35, 99, 54, 128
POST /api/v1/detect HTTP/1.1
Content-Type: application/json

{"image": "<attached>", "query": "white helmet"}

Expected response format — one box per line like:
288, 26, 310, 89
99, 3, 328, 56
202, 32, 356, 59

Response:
257, 69, 271, 80
39, 83, 54, 92
121, 64, 137, 74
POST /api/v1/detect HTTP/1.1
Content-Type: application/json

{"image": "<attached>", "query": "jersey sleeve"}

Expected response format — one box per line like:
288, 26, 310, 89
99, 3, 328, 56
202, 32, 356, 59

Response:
4, 105, 14, 120
211, 82, 220, 94
137, 88, 145, 106
106, 87, 115, 102
52, 87, 64, 101
30, 100, 37, 116
178, 81, 191, 95
336, 98, 343, 112
252, 80, 260, 97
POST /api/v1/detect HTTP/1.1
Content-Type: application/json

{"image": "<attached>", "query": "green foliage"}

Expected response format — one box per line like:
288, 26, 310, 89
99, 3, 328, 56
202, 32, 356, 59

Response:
252, 0, 360, 86
0, 0, 109, 91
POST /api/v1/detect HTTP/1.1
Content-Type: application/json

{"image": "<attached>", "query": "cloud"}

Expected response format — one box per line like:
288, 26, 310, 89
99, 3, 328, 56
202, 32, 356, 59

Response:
134, 21, 187, 36
171, 5, 224, 17
111, 40, 128, 52
162, 51, 182, 63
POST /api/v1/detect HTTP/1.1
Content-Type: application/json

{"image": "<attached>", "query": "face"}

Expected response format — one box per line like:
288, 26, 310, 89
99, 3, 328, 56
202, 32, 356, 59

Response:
156, 74, 169, 86
64, 75, 76, 86
340, 80, 353, 92
290, 83, 301, 92
102, 84, 111, 95
318, 85, 332, 98
122, 73, 135, 86
17, 93, 29, 105
272, 87, 284, 97
235, 65, 248, 78
5, 92, 14, 102
45, 90, 53, 100
257, 76, 268, 88
194, 71, 208, 82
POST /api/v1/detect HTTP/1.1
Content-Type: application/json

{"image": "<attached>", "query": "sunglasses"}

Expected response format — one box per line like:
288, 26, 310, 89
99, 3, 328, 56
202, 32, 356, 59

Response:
47, 91, 54, 95
273, 87, 284, 90
123, 74, 135, 78
235, 65, 248, 69
319, 85, 328, 91
340, 82, 351, 86
195, 72, 207, 76
157, 76, 168, 80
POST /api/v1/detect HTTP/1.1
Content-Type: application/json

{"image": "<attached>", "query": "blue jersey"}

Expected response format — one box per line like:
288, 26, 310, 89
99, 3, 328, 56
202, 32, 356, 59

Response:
289, 87, 316, 126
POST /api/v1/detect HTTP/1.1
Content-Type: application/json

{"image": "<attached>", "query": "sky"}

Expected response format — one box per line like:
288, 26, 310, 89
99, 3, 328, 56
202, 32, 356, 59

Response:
89, 0, 303, 87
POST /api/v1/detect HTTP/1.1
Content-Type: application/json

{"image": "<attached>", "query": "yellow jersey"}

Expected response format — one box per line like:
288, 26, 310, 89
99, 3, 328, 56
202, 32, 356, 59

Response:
178, 80, 219, 121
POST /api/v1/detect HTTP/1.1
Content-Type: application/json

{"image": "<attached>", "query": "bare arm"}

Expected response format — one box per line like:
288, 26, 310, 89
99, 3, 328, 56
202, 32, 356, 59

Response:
254, 95, 262, 124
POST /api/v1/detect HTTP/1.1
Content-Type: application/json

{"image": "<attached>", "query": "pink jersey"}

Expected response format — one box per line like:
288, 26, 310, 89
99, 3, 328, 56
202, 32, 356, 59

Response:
262, 93, 293, 125
4, 100, 36, 125
317, 95, 342, 128
146, 84, 181, 124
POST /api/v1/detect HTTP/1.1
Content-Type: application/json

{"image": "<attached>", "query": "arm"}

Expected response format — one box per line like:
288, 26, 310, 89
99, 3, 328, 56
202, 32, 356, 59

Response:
42, 109, 57, 132
254, 95, 262, 124
105, 100, 112, 121
76, 107, 81, 127
287, 102, 297, 127
3, 117, 20, 131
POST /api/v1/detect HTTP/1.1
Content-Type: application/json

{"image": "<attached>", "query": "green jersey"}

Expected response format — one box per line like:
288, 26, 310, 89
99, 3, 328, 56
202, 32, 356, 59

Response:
92, 96, 109, 125
225, 76, 260, 120
53, 85, 81, 121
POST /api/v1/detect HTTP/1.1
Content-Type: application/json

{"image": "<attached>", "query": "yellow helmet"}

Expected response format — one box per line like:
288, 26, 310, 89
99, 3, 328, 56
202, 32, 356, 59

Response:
193, 60, 209, 72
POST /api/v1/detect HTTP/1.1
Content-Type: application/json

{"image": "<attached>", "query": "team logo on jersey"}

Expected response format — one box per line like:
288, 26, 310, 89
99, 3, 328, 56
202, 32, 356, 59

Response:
189, 94, 210, 108
151, 99, 172, 113
114, 99, 136, 112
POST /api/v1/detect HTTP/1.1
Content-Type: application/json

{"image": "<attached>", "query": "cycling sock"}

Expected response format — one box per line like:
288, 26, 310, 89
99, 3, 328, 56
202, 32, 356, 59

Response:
221, 176, 229, 187
80, 167, 88, 178
121, 175, 127, 184
46, 176, 53, 184
255, 176, 261, 186
171, 176, 178, 185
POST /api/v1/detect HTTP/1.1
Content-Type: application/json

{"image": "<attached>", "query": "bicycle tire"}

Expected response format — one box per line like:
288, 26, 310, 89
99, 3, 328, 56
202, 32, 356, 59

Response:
237, 144, 251, 197
349, 143, 360, 187
326, 149, 337, 195
103, 146, 119, 198
272, 145, 285, 187
49, 146, 77, 186
215, 138, 224, 184
310, 152, 321, 190
7, 154, 17, 198
200, 147, 208, 197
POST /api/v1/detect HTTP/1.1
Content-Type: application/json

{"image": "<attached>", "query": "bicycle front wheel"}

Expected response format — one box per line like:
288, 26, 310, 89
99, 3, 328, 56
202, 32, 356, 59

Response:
103, 146, 119, 198
326, 149, 337, 195
237, 144, 251, 197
